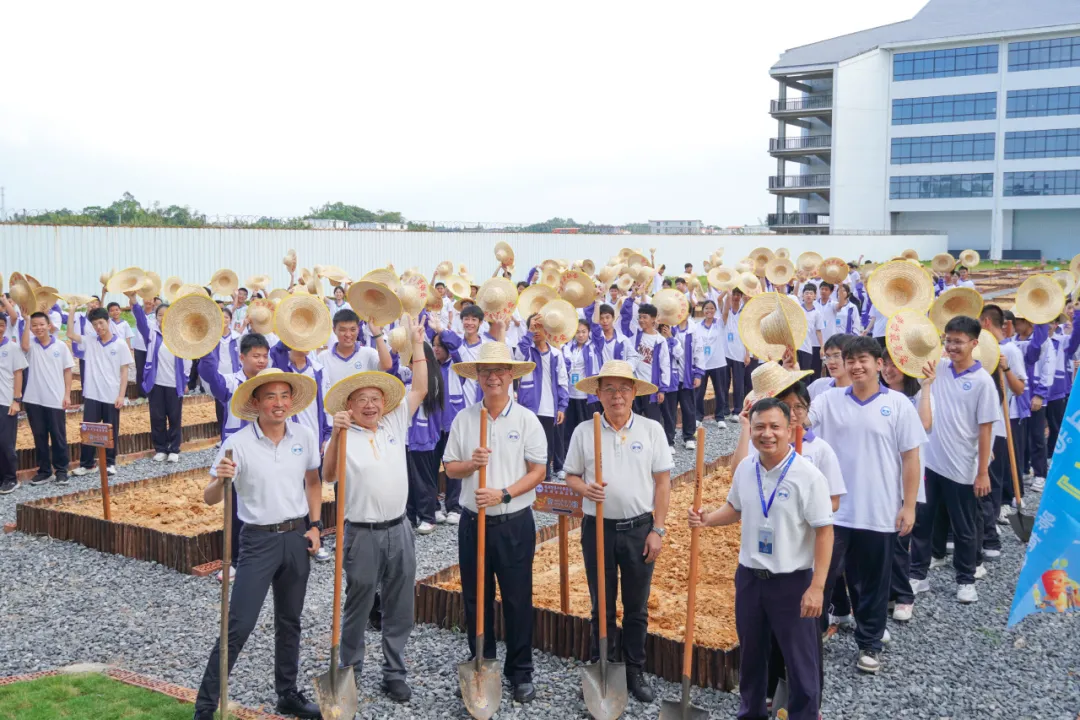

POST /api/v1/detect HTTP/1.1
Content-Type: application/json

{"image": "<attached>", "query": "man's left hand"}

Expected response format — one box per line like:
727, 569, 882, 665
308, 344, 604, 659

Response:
800, 585, 824, 618
305, 526, 321, 556
693, 378, 701, 389
974, 471, 991, 498
474, 487, 503, 508
643, 531, 663, 563
556, 411, 565, 425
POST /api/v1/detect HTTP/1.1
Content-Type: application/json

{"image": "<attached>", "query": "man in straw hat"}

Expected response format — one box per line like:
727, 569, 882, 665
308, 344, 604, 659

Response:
0, 302, 28, 494
436, 304, 502, 407
443, 342, 548, 703
192, 369, 323, 720
564, 359, 673, 703
130, 294, 191, 464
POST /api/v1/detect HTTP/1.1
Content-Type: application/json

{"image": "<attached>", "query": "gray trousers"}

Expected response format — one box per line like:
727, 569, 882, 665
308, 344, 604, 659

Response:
340, 519, 416, 681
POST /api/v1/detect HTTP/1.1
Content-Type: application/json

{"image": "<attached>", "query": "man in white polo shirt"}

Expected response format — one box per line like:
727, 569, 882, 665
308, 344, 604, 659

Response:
564, 360, 673, 704
911, 316, 999, 604
67, 307, 133, 477
0, 305, 28, 494
443, 342, 547, 704
19, 309, 75, 486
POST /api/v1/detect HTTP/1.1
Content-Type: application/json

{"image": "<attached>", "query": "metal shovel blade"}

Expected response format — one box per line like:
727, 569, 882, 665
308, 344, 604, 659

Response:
658, 678, 709, 720
770, 676, 789, 720
457, 657, 502, 720
581, 660, 628, 720
1008, 510, 1035, 543
313, 661, 357, 720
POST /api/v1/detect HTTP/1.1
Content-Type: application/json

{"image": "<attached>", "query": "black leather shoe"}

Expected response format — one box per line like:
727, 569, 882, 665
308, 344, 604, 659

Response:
627, 667, 654, 703
381, 678, 412, 703
512, 682, 536, 703
275, 689, 321, 719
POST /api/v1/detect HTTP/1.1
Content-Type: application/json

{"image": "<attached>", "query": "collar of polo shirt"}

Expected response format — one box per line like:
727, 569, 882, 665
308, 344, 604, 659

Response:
252, 418, 296, 442
600, 413, 634, 432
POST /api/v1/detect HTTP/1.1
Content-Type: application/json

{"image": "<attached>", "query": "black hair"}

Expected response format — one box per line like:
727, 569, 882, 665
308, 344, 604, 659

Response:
638, 303, 658, 318
222, 307, 233, 320
0, 313, 7, 326
802, 283, 818, 294
240, 333, 270, 355
420, 341, 444, 418
516, 282, 528, 292
237, 287, 249, 295
823, 333, 855, 353
881, 352, 921, 398
91, 295, 100, 302
1003, 309, 1016, 323
675, 277, 688, 285
944, 315, 980, 340
460, 304, 484, 322
684, 263, 693, 270
732, 287, 744, 298
333, 308, 360, 327
525, 312, 540, 329
701, 299, 717, 311
776, 381, 811, 410
980, 304, 1004, 329
29, 311, 47, 321
435, 281, 446, 288
577, 318, 589, 329
609, 284, 619, 291
599, 303, 615, 317
88, 308, 109, 323
750, 397, 791, 423
843, 335, 883, 361
819, 281, 834, 292
662, 279, 673, 288
107, 302, 120, 311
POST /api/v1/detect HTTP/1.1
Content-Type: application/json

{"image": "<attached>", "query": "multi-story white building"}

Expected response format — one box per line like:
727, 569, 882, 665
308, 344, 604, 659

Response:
649, 219, 702, 235
768, 0, 1080, 259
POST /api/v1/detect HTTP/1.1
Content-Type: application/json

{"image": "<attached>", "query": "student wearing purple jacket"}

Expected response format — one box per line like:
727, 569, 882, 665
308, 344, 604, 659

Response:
1045, 311, 1077, 459
132, 297, 190, 463
403, 340, 444, 535
515, 314, 570, 479
430, 324, 466, 524
1015, 315, 1053, 491
562, 320, 598, 442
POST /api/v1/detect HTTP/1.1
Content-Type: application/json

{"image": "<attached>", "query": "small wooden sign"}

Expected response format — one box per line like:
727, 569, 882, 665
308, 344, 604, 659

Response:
533, 481, 584, 518
80, 422, 114, 449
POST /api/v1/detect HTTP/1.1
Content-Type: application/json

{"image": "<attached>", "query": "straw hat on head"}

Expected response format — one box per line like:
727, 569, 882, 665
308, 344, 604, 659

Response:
749, 247, 775, 274
616, 274, 635, 292
452, 341, 536, 381
1014, 274, 1066, 324
559, 270, 593, 309
774, 247, 791, 261
734, 258, 754, 274
765, 257, 796, 288
161, 293, 224, 360
901, 249, 921, 261
99, 269, 116, 287
9, 273, 34, 317
494, 241, 515, 268
475, 277, 518, 323
1070, 252, 1080, 277
653, 289, 690, 326
971, 329, 1000, 375
348, 281, 403, 327
247, 302, 275, 335
246, 274, 271, 292
442, 274, 471, 300
1051, 270, 1078, 298
283, 249, 297, 273
866, 261, 935, 317
958, 249, 980, 269
397, 275, 429, 319
796, 251, 823, 274
175, 284, 209, 299
930, 287, 984, 334
739, 292, 808, 361
818, 257, 848, 284
162, 276, 184, 303
325, 370, 407, 417
885, 310, 942, 378
540, 265, 562, 288
745, 362, 814, 406
230, 368, 318, 422
518, 283, 557, 317
273, 294, 331, 352
736, 271, 762, 297
138, 271, 162, 301
931, 253, 956, 274
107, 267, 146, 294
538, 298, 577, 347
707, 266, 737, 292
209, 268, 239, 297
574, 359, 658, 397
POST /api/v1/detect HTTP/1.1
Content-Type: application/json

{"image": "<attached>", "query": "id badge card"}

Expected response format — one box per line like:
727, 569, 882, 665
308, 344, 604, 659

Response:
571, 373, 580, 386
728, 332, 735, 343
704, 346, 712, 356
758, 527, 774, 556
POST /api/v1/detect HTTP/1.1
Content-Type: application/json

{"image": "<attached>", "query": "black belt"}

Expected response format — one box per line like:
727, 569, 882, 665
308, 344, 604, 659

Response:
462, 507, 530, 525
347, 514, 405, 531
246, 516, 308, 533
585, 511, 653, 532
740, 565, 806, 581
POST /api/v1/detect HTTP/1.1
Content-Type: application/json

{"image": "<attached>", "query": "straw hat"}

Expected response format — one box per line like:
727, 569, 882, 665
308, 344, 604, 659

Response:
8, 273, 34, 316
901, 249, 921, 261
538, 298, 577, 347
1070, 252, 1080, 277
579, 258, 596, 277
494, 241, 515, 267
775, 247, 791, 261
559, 270, 593, 309
539, 265, 562, 287
625, 252, 648, 269
267, 288, 290, 302
518, 283, 557, 317
384, 325, 412, 366
971, 330, 1001, 375
765, 257, 796, 288
442, 274, 471, 300
283, 249, 297, 273
616, 274, 635, 292
597, 265, 618, 284
796, 251, 823, 274
958, 249, 980, 269
397, 276, 429, 319
162, 276, 184, 302
866, 261, 935, 317
930, 287, 984, 333
736, 271, 763, 297
247, 302, 275, 335
209, 269, 239, 297
818, 257, 848, 284
707, 266, 737, 292
885, 310, 942, 378
739, 292, 808, 361
107, 267, 146, 294
230, 368, 317, 421
246, 274, 271, 292
99, 268, 116, 287
617, 247, 635, 261
273, 294, 331, 352
63, 294, 95, 309
298, 268, 313, 285
175, 284, 209, 299
1052, 270, 1077, 298
749, 247, 775, 274
859, 263, 880, 282
35, 287, 62, 313
654, 289, 690, 326
318, 265, 350, 285
161, 293, 224, 360
348, 281, 403, 327
452, 341, 535, 381
574, 359, 658, 397
745, 362, 814, 406
734, 258, 754, 274
931, 253, 956, 274
435, 260, 454, 278
323, 370, 406, 418
475, 277, 518, 323
138, 271, 162, 301
1014, 274, 1066, 324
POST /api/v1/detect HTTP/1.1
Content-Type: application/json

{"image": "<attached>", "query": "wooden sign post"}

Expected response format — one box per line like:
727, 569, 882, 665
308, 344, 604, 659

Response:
80, 422, 114, 521
534, 481, 584, 613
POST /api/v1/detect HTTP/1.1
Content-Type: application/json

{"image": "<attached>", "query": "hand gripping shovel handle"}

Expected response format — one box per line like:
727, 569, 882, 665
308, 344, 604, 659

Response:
475, 410, 488, 672
220, 449, 234, 720
592, 413, 608, 682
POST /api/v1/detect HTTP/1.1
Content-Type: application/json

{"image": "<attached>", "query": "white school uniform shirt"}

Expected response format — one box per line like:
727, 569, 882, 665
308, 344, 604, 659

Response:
633, 332, 670, 388
595, 329, 636, 366
83, 333, 134, 404
831, 301, 862, 337
958, 279, 977, 290
800, 304, 824, 353
210, 421, 320, 525
697, 318, 728, 369
505, 312, 526, 347
154, 335, 187, 389
288, 357, 323, 442
131, 316, 148, 353
443, 399, 547, 516
4, 308, 22, 343
341, 401, 410, 523
727, 450, 833, 574
231, 304, 248, 334
326, 299, 352, 316
725, 305, 746, 361
111, 318, 134, 345
868, 305, 887, 337
818, 299, 838, 342
317, 344, 381, 388
807, 377, 839, 403
534, 347, 567, 417
924, 359, 1000, 484
808, 386, 927, 533
564, 342, 590, 400
748, 432, 846, 498
24, 337, 75, 409
998, 341, 1027, 431
563, 413, 673, 519
0, 338, 29, 407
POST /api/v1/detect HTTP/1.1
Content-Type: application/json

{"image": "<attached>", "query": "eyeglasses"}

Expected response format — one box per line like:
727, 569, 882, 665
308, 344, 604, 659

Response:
599, 386, 635, 396
351, 395, 384, 407
943, 338, 972, 348
787, 403, 808, 413
477, 367, 511, 377
824, 353, 843, 362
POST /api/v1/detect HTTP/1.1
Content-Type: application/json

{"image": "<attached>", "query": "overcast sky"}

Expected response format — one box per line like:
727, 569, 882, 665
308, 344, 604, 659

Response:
1, 0, 927, 226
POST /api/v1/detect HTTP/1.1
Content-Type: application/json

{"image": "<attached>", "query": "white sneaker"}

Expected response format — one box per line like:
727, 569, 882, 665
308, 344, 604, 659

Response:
716, 420, 728, 429
215, 565, 236, 582
435, 510, 448, 524
957, 584, 978, 603
945, 541, 954, 554
929, 556, 949, 570
72, 467, 90, 477
556, 470, 566, 480
416, 521, 436, 535
107, 466, 117, 476
314, 546, 332, 562
167, 453, 179, 463
910, 578, 930, 594
152, 453, 166, 463
830, 613, 856, 630
997, 506, 1010, 525
974, 564, 988, 579
1030, 476, 1046, 492
684, 439, 696, 450
892, 603, 914, 622
983, 548, 1001, 560
446, 511, 461, 525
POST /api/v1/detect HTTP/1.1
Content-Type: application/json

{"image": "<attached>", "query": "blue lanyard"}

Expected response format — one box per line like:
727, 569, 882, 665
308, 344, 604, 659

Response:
756, 452, 796, 520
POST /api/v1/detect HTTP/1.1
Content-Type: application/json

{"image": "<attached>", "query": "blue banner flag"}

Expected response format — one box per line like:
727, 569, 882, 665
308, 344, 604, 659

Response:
1008, 375, 1080, 626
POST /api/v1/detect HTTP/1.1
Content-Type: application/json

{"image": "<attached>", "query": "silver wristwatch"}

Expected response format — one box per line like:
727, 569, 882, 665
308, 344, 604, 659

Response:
651, 527, 666, 538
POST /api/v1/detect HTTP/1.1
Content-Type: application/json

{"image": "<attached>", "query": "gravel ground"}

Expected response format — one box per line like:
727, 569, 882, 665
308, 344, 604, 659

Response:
3, 420, 1077, 719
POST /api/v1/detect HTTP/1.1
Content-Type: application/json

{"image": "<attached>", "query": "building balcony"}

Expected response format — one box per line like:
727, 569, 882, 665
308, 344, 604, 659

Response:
769, 134, 831, 160
770, 94, 833, 121
768, 173, 831, 196
767, 213, 830, 233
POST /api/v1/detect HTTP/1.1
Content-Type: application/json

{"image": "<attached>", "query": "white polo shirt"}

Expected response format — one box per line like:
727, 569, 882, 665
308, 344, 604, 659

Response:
999, 340, 1027, 427
924, 359, 1000, 484
0, 338, 29, 407
809, 386, 927, 533
831, 302, 861, 337
725, 307, 746, 361
807, 377, 838, 402
697, 318, 728, 370
748, 431, 846, 498
340, 401, 409, 523
443, 399, 547, 516
727, 450, 833, 574
563, 412, 674, 519
24, 337, 75, 409
317, 345, 381, 388
211, 421, 320, 525
800, 304, 824, 353
111, 318, 134, 345
83, 333, 134, 404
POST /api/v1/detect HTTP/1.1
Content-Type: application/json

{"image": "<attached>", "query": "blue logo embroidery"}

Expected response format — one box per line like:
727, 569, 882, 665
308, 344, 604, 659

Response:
388, 436, 397, 445
353, 361, 364, 369
1, 352, 6, 358
881, 407, 892, 417
53, 350, 60, 358
630, 441, 643, 453
507, 430, 521, 442
110, 350, 117, 356
776, 487, 791, 501
290, 444, 303, 455
962, 381, 973, 391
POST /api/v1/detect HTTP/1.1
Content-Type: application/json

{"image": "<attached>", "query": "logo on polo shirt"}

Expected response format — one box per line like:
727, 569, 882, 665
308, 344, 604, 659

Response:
776, 486, 791, 501
630, 441, 643, 453
53, 350, 60, 358
290, 444, 303, 455
507, 430, 520, 442
962, 381, 972, 391
353, 361, 364, 369
388, 435, 397, 445
110, 349, 117, 356
880, 407, 892, 417
1, 351, 6, 358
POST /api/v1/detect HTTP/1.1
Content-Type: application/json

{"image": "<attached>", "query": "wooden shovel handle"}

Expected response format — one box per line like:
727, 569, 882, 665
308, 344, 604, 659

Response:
682, 426, 704, 678
593, 412, 607, 641
998, 369, 1023, 507
476, 410, 488, 635
220, 449, 233, 720
794, 424, 804, 455
331, 431, 347, 648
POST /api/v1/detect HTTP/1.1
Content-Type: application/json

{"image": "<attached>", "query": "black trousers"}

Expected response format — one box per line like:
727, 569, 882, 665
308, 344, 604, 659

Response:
1046, 397, 1066, 459
696, 367, 729, 421
436, 432, 459, 514
796, 350, 814, 372
890, 532, 914, 605
727, 357, 758, 415
563, 397, 592, 448
133, 349, 147, 398
810, 349, 823, 378
406, 448, 438, 525
215, 400, 227, 434
194, 524, 311, 713
676, 387, 697, 442
911, 468, 977, 585
0, 405, 17, 485
149, 384, 182, 454
25, 402, 69, 476
1027, 407, 1048, 478
1003, 418, 1027, 505
660, 391, 678, 444
538, 414, 564, 476
80, 399, 120, 468
825, 526, 893, 652
982, 436, 1010, 552
581, 514, 655, 670
187, 359, 200, 391
458, 508, 535, 685
632, 396, 664, 427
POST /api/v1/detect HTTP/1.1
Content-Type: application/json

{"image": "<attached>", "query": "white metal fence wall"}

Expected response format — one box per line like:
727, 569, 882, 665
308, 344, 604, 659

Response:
0, 225, 947, 302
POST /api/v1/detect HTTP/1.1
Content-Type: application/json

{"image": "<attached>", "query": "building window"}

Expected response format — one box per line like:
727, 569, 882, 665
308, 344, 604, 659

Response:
892, 92, 996, 125
889, 174, 994, 199
891, 133, 995, 164
1005, 128, 1080, 159
1004, 170, 1080, 196
1006, 86, 1080, 118
893, 45, 998, 81
1008, 36, 1080, 72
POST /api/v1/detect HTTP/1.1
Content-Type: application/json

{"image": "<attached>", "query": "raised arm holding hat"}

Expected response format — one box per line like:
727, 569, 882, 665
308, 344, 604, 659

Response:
132, 297, 191, 463
515, 312, 570, 479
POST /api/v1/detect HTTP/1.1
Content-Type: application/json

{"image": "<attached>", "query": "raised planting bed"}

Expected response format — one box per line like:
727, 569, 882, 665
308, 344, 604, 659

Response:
414, 457, 743, 690
15, 470, 338, 574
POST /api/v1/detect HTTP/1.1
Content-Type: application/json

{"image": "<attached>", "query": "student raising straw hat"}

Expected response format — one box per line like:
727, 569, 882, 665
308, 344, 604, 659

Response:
929, 287, 983, 334
1014, 274, 1066, 324
744, 361, 813, 405
866, 260, 936, 317
274, 294, 332, 352
885, 310, 942, 378
229, 367, 318, 421
162, 293, 225, 359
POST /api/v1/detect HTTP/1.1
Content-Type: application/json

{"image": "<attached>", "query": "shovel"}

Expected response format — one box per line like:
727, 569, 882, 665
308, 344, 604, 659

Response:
659, 426, 708, 720
219, 449, 234, 720
998, 369, 1034, 543
313, 431, 359, 720
458, 409, 502, 719
582, 412, 628, 720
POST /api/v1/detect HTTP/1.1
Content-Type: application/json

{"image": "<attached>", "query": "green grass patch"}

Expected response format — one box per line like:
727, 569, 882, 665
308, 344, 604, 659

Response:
0, 673, 198, 720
